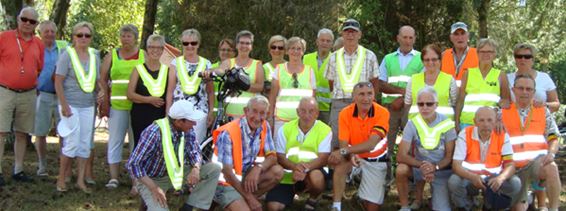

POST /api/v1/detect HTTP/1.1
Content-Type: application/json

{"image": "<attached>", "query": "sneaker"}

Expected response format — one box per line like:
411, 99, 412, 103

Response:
399, 207, 411, 211
12, 171, 33, 182
36, 169, 49, 177
105, 179, 119, 189
410, 201, 421, 210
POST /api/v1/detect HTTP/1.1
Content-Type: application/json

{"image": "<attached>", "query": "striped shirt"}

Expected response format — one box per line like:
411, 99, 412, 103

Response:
126, 121, 202, 179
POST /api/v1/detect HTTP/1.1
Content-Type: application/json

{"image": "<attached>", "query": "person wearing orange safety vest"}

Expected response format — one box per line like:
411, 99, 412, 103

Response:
449, 107, 520, 210
440, 22, 478, 87
501, 75, 561, 211
396, 87, 456, 211
212, 95, 283, 211
99, 24, 145, 189
328, 82, 389, 211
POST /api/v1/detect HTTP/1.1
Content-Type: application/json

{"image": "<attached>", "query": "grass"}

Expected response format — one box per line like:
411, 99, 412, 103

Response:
0, 128, 565, 210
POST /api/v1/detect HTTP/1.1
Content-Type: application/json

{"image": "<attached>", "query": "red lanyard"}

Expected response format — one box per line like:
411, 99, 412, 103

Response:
15, 32, 25, 74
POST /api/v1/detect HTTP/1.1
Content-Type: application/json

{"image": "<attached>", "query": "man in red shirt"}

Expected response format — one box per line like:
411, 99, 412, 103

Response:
0, 7, 44, 186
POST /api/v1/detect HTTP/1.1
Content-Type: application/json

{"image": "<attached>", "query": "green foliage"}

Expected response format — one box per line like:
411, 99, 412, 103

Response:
0, 2, 7, 31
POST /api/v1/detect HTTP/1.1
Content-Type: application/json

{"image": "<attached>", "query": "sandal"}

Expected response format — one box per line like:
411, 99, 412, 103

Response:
105, 179, 119, 189
56, 185, 68, 192
85, 178, 96, 185
75, 184, 92, 194
304, 198, 318, 211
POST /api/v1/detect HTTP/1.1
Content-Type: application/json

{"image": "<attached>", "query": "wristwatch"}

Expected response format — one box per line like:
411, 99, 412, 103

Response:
435, 164, 440, 170
339, 148, 349, 157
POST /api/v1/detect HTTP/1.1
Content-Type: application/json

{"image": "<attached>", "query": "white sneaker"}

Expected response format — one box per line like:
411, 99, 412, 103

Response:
36, 168, 49, 177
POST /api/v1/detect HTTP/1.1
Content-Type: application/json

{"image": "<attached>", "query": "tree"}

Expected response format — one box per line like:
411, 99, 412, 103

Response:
140, 0, 159, 49
49, 0, 70, 38
476, 0, 491, 38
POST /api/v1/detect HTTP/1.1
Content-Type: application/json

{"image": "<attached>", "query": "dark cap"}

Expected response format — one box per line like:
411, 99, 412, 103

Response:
342, 19, 361, 32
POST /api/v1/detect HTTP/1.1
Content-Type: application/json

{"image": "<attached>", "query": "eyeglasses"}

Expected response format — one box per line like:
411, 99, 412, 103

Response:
422, 58, 440, 63
75, 33, 92, 38
514, 54, 533, 59
20, 17, 38, 25
182, 41, 199, 46
238, 41, 252, 45
219, 48, 233, 52
478, 50, 495, 54
417, 102, 436, 107
292, 73, 299, 88
270, 45, 284, 50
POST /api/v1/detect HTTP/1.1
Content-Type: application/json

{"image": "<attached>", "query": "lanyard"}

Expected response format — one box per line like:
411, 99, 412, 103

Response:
518, 106, 534, 135
452, 46, 469, 77
15, 32, 25, 74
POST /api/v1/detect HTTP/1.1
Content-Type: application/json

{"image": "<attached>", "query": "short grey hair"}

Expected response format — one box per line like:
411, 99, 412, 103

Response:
317, 28, 334, 40
333, 37, 343, 51
18, 7, 38, 19
286, 36, 306, 53
235, 30, 254, 43
477, 38, 498, 55
247, 95, 269, 109
119, 24, 139, 41
38, 20, 57, 33
513, 43, 537, 58
146, 34, 165, 47
416, 86, 438, 102
181, 28, 201, 42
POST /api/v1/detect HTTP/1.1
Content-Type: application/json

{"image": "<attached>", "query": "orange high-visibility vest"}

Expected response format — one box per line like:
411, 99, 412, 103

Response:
501, 103, 548, 168
212, 118, 269, 186
441, 47, 478, 85
461, 126, 505, 176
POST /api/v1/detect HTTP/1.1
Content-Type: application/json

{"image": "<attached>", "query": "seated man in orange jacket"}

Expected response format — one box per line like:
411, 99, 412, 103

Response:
212, 95, 284, 211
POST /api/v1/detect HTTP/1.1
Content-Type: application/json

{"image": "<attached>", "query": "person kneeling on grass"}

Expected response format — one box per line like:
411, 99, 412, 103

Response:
126, 100, 221, 211
212, 95, 284, 211
266, 97, 331, 211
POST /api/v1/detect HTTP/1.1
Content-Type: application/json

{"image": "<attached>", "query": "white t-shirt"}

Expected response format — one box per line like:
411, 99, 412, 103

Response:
271, 63, 317, 89
507, 71, 556, 103
453, 127, 513, 162
275, 121, 332, 154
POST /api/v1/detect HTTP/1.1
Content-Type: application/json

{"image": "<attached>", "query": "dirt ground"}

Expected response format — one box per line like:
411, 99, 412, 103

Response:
0, 128, 565, 210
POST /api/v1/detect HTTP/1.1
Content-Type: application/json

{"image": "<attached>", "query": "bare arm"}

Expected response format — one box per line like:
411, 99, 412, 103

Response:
248, 61, 264, 92
55, 75, 69, 112
268, 79, 280, 118
437, 139, 455, 170
347, 134, 381, 154
126, 68, 146, 103
397, 141, 423, 167
378, 80, 405, 95
454, 71, 469, 131
165, 65, 177, 112
498, 72, 511, 108
545, 90, 560, 113
98, 53, 112, 117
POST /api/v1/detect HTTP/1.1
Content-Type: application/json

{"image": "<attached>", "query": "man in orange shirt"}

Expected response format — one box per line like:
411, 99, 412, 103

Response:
440, 22, 478, 87
328, 82, 390, 211
0, 7, 44, 186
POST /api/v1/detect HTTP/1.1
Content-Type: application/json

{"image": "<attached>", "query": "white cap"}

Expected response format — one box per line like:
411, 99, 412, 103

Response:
168, 100, 206, 122
57, 114, 78, 138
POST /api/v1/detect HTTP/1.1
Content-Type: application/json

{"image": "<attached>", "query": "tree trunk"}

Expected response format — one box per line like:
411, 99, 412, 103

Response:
140, 0, 159, 49
1, 0, 23, 29
478, 0, 490, 38
49, 0, 71, 39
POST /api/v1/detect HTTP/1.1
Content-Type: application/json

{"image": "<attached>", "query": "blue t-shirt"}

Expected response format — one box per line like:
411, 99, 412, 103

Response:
37, 44, 60, 93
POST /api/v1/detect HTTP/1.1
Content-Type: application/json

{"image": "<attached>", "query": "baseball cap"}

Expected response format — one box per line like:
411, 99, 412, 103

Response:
342, 19, 361, 32
450, 22, 468, 34
57, 114, 78, 138
168, 100, 206, 122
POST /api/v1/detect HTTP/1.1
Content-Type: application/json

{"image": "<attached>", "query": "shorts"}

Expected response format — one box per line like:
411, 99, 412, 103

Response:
33, 91, 59, 136
265, 182, 306, 206
358, 159, 387, 204
513, 156, 543, 205
0, 86, 36, 133
213, 185, 242, 208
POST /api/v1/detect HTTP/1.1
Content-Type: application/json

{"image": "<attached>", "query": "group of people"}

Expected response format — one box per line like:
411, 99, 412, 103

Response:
0, 6, 562, 211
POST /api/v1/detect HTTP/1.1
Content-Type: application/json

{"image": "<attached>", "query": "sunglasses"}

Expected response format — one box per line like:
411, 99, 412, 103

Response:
270, 45, 284, 50
20, 17, 38, 25
292, 73, 299, 88
182, 41, 199, 46
75, 33, 92, 38
514, 54, 533, 59
219, 48, 233, 52
417, 102, 436, 107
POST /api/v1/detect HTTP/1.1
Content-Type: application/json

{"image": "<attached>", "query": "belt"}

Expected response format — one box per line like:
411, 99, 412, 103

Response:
0, 84, 35, 93
363, 156, 388, 163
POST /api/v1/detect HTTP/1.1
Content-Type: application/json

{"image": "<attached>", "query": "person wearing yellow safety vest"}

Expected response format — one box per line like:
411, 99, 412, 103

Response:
211, 39, 236, 115
325, 19, 379, 150
303, 28, 334, 124
396, 87, 456, 211
126, 100, 221, 211
166, 29, 214, 151
99, 24, 146, 189
262, 35, 287, 96
265, 97, 331, 211
449, 107, 520, 210
33, 20, 68, 177
501, 75, 561, 211
215, 30, 265, 119
212, 96, 283, 211
268, 37, 316, 137
455, 38, 510, 132
54, 22, 101, 193
378, 26, 423, 174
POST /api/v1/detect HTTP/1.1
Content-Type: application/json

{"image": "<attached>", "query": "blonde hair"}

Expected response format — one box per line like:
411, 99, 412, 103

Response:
286, 37, 306, 53
268, 35, 287, 49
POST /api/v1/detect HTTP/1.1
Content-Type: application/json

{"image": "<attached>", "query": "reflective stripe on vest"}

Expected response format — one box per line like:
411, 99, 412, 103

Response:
461, 68, 501, 124
136, 64, 168, 97
55, 40, 68, 55
502, 104, 548, 168
409, 72, 453, 119
110, 48, 144, 110
412, 113, 455, 150
275, 63, 314, 121
382, 51, 423, 104
176, 56, 207, 95
440, 47, 478, 82
304, 52, 332, 111
461, 127, 505, 175
67, 46, 97, 93
263, 63, 275, 82
281, 119, 330, 184
155, 118, 185, 190
225, 58, 259, 117
212, 118, 269, 186
336, 46, 366, 94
